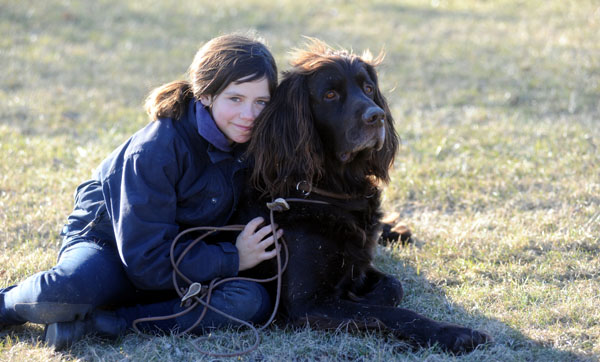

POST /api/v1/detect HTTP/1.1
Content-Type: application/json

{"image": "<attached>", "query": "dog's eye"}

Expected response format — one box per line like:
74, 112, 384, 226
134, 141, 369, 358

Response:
364, 84, 374, 95
324, 90, 337, 100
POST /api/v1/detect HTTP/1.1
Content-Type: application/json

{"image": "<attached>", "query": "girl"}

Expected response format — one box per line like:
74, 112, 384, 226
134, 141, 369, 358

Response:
0, 33, 281, 350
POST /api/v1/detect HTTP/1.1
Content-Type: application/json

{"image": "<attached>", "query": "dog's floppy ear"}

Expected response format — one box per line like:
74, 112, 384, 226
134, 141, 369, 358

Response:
249, 71, 324, 197
365, 62, 399, 183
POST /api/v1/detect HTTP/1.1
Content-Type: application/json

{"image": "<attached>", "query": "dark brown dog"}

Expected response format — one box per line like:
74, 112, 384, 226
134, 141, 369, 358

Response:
234, 39, 491, 353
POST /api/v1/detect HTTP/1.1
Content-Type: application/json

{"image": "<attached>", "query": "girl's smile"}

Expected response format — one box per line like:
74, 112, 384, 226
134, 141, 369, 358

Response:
201, 77, 270, 144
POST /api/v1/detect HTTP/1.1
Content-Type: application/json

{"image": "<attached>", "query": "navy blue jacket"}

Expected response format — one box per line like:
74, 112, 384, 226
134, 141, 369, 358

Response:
61, 100, 248, 290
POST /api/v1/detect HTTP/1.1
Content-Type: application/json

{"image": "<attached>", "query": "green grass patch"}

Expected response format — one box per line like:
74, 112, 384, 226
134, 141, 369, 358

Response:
1, 0, 599, 360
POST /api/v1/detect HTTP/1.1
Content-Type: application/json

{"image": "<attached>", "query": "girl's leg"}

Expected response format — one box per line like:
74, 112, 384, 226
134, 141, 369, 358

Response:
118, 279, 272, 334
44, 279, 272, 350
1, 240, 137, 326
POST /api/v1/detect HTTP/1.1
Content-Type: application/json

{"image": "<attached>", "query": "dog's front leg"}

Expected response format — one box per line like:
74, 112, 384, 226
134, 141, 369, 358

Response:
289, 300, 491, 354
347, 266, 404, 307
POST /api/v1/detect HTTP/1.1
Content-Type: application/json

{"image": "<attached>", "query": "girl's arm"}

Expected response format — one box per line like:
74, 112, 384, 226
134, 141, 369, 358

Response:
103, 149, 239, 290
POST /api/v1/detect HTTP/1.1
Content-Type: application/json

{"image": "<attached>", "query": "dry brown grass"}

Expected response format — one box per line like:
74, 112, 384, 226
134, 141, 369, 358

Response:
1, 0, 599, 360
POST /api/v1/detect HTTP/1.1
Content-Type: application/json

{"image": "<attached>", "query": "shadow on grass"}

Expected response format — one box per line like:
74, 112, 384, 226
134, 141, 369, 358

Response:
377, 237, 588, 361
0, 243, 588, 361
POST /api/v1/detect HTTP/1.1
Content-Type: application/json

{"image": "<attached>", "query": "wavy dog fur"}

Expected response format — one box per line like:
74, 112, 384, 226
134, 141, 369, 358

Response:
236, 39, 491, 354
249, 39, 398, 197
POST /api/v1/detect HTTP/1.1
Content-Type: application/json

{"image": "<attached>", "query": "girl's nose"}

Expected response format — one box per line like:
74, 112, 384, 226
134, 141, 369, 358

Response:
240, 103, 255, 121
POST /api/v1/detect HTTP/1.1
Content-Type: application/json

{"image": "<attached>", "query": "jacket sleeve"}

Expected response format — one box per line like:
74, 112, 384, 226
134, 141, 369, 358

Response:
103, 149, 240, 290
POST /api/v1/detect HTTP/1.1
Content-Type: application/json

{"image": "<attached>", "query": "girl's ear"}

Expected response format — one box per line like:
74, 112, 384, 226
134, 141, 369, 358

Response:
199, 95, 212, 107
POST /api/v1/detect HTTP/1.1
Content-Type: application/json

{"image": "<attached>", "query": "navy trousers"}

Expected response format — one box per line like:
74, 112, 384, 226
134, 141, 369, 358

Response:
0, 237, 271, 334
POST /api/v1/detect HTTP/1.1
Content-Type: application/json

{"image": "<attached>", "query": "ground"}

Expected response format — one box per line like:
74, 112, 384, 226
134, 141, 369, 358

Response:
1, 0, 599, 360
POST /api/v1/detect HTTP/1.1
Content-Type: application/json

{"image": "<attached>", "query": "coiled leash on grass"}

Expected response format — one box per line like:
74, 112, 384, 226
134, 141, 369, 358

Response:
131, 196, 330, 357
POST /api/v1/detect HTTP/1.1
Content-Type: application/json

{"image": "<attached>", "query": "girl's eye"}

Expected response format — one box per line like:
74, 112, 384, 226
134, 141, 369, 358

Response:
229, 97, 241, 102
324, 91, 337, 100
256, 99, 268, 106
364, 84, 374, 95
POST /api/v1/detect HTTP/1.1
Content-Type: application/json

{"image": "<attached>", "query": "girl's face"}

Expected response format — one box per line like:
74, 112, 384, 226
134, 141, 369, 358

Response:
201, 77, 271, 144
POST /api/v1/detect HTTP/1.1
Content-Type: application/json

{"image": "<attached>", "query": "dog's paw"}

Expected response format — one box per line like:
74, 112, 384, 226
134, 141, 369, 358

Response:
379, 212, 412, 246
430, 323, 493, 354
379, 222, 412, 246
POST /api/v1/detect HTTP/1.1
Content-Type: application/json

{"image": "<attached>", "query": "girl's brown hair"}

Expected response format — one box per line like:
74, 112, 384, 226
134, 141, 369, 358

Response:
145, 33, 277, 121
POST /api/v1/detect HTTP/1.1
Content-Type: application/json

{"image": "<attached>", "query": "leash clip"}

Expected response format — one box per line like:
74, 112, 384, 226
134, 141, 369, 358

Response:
296, 180, 312, 196
181, 282, 204, 306
266, 198, 290, 212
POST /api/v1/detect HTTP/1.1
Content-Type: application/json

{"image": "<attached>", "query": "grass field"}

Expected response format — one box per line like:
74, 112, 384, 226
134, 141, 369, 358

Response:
1, 0, 599, 360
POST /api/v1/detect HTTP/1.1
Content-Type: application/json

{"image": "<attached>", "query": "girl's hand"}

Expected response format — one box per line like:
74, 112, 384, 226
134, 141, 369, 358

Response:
236, 217, 283, 271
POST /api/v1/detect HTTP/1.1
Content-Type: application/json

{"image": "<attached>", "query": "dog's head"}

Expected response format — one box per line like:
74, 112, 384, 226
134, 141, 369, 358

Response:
249, 38, 399, 197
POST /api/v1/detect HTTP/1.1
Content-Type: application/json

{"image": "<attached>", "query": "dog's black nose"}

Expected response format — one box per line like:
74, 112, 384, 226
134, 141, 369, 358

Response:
362, 106, 385, 126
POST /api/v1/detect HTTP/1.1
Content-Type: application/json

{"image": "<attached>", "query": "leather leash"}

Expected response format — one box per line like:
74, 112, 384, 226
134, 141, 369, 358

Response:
131, 195, 332, 357
296, 180, 355, 200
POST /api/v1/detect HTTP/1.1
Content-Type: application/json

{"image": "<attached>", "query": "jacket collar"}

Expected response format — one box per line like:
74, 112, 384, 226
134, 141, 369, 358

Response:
194, 100, 232, 153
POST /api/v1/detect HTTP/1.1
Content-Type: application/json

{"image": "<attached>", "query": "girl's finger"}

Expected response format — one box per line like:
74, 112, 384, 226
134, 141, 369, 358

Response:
258, 229, 283, 249
254, 223, 279, 241
242, 217, 264, 237
261, 248, 278, 261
